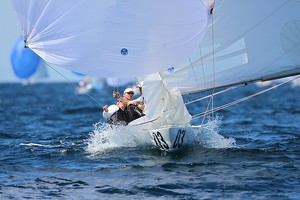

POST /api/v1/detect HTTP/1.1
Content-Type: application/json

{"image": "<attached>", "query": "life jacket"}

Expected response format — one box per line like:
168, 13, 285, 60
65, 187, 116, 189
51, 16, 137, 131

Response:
125, 104, 144, 122
108, 108, 128, 126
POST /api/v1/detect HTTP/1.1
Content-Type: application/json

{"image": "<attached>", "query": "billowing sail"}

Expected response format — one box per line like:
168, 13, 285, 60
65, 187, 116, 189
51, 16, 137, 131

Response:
12, 0, 211, 78
161, 0, 300, 94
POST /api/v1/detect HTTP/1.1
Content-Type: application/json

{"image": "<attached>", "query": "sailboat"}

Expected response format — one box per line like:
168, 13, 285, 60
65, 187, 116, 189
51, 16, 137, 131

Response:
12, 0, 300, 152
75, 77, 105, 95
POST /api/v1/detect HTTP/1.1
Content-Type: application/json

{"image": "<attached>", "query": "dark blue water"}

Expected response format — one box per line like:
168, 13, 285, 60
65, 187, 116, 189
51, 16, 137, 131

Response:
0, 82, 299, 199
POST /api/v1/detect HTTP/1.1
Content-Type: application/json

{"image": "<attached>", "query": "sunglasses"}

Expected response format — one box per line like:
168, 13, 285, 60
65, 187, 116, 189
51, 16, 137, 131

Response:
126, 92, 134, 95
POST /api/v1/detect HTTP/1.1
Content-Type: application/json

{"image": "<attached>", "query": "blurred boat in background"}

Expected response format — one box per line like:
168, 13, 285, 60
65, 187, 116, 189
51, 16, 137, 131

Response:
75, 77, 105, 94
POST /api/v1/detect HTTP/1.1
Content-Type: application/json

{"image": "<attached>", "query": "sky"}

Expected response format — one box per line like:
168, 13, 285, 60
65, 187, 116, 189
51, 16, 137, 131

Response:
0, 1, 80, 83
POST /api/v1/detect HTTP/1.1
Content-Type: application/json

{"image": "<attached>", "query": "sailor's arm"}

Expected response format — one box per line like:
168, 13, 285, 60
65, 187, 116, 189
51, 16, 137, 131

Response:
132, 101, 145, 110
102, 105, 110, 119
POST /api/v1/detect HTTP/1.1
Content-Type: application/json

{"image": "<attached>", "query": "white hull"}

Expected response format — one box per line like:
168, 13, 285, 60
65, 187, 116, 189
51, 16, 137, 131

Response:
150, 126, 196, 152
129, 117, 200, 152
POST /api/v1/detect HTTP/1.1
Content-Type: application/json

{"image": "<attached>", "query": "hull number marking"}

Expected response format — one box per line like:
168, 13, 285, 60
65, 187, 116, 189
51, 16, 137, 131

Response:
152, 129, 186, 150
152, 132, 169, 150
173, 129, 185, 148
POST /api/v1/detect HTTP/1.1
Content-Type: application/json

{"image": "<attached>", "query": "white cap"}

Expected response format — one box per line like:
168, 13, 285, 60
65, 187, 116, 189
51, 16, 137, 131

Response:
124, 88, 134, 94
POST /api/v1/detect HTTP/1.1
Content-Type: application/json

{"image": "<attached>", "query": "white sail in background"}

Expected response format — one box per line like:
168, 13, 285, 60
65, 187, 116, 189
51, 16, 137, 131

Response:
12, 0, 210, 78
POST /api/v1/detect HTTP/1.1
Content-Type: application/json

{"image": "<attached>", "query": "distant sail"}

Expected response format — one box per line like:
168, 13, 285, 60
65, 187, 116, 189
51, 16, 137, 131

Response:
10, 36, 41, 79
75, 77, 105, 94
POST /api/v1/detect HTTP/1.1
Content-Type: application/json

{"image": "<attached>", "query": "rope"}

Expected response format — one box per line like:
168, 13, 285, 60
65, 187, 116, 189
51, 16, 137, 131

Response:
192, 76, 300, 120
44, 61, 104, 107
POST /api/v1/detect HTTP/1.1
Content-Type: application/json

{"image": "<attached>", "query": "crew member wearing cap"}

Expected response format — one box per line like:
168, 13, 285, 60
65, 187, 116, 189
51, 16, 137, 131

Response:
113, 87, 145, 122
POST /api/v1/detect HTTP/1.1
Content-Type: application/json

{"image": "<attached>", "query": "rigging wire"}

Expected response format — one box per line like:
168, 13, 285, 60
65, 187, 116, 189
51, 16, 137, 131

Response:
192, 75, 300, 120
44, 61, 104, 107
210, 4, 216, 119
185, 85, 241, 105
200, 89, 214, 126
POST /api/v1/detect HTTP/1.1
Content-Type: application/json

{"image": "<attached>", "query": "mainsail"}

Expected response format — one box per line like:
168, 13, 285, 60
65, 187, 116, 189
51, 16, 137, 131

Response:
162, 0, 300, 94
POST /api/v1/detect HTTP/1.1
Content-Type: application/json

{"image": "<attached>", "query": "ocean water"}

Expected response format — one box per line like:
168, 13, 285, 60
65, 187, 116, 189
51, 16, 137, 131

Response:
0, 82, 299, 199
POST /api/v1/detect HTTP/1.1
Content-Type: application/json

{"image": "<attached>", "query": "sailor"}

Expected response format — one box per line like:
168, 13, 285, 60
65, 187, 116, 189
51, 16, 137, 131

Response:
102, 99, 128, 126
113, 87, 145, 122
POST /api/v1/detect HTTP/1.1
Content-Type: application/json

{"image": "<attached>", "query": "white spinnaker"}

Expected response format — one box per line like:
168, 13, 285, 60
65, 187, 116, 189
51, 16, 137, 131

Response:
106, 78, 134, 87
12, 0, 211, 78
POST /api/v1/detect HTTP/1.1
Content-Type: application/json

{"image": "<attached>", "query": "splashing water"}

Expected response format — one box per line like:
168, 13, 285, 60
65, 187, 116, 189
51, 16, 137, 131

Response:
192, 118, 236, 148
85, 122, 153, 154
85, 117, 236, 154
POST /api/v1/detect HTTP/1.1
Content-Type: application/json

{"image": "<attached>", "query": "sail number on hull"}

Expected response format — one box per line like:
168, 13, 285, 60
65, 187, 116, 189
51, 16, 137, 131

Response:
152, 129, 186, 151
